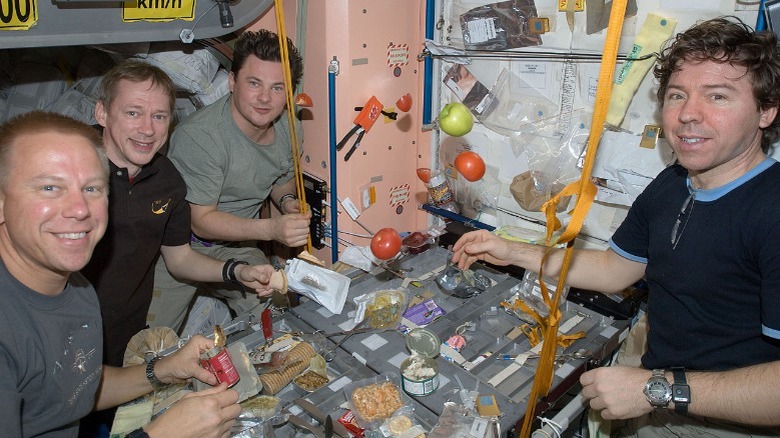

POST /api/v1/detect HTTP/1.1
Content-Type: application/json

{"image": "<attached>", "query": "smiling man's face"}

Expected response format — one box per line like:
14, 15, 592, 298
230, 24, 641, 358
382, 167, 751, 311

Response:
0, 130, 108, 283
95, 78, 172, 177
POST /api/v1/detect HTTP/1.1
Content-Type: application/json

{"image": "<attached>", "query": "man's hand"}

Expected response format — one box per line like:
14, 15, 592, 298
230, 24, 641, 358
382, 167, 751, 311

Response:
234, 264, 277, 296
451, 229, 515, 270
280, 197, 301, 214
580, 366, 654, 420
154, 335, 219, 386
270, 210, 311, 247
144, 383, 240, 438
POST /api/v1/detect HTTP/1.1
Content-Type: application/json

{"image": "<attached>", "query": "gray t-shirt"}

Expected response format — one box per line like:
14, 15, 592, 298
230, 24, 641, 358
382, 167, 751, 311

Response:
168, 94, 299, 220
0, 263, 103, 437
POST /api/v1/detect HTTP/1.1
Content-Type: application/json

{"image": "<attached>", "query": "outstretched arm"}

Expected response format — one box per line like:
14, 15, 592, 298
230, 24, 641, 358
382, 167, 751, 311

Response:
451, 229, 645, 293
160, 244, 282, 296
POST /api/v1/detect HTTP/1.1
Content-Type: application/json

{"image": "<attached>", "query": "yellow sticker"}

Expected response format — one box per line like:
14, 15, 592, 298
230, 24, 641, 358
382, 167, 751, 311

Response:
122, 0, 195, 22
640, 125, 662, 149
0, 0, 38, 31
558, 0, 585, 11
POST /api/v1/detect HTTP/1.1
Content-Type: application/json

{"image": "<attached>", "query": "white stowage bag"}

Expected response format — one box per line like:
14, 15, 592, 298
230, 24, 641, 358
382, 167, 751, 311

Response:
285, 258, 350, 315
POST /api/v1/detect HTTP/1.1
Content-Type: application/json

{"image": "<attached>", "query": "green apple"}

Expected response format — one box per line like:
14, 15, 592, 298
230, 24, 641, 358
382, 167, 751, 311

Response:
438, 102, 474, 137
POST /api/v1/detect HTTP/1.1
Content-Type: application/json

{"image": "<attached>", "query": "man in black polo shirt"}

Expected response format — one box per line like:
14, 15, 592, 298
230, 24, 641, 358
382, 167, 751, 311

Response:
80, 60, 281, 370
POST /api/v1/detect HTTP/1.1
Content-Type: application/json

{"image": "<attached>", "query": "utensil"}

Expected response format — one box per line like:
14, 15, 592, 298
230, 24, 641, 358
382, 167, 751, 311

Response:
322, 319, 369, 362
286, 411, 325, 438
324, 415, 334, 438
293, 398, 351, 438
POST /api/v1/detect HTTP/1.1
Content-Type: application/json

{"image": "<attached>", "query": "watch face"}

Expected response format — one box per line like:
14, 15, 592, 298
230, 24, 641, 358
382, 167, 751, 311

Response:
647, 381, 669, 398
644, 377, 672, 406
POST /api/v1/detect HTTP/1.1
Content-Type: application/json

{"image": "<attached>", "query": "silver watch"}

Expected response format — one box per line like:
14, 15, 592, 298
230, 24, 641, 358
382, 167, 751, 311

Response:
643, 369, 672, 408
145, 355, 167, 390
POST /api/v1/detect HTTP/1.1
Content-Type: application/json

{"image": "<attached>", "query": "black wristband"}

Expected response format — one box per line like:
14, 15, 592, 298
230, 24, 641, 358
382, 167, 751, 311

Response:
671, 367, 690, 415
222, 258, 234, 283
126, 428, 150, 438
223, 258, 248, 284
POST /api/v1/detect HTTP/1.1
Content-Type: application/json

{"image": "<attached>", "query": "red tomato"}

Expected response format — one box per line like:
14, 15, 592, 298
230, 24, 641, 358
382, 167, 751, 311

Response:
295, 93, 313, 107
454, 151, 486, 182
416, 167, 431, 184
370, 228, 402, 260
396, 93, 413, 112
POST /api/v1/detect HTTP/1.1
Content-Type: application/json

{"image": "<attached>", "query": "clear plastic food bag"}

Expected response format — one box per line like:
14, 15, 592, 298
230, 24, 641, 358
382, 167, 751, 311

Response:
353, 288, 410, 330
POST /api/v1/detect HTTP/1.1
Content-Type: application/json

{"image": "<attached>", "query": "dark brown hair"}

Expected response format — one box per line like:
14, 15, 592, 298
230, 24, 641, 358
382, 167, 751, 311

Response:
654, 17, 780, 149
231, 29, 303, 91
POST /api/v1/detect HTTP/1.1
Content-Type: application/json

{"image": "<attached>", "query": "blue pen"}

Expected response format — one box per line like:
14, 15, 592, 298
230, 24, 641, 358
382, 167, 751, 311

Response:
495, 354, 516, 361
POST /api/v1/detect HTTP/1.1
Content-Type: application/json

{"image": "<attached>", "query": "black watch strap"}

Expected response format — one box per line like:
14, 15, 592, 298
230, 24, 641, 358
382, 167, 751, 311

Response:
126, 428, 150, 438
222, 258, 248, 285
671, 367, 690, 415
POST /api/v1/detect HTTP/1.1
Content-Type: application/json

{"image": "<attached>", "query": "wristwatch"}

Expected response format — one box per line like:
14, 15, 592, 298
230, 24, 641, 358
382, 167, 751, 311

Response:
671, 367, 691, 415
145, 355, 167, 390
644, 369, 672, 409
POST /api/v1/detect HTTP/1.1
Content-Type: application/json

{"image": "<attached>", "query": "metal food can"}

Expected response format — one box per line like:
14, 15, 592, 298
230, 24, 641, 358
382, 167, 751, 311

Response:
400, 328, 440, 397
200, 346, 240, 387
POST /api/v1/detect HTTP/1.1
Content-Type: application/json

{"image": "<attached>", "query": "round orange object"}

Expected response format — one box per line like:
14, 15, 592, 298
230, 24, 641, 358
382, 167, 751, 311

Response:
396, 93, 413, 112
416, 168, 431, 184
370, 228, 402, 260
295, 93, 313, 107
454, 151, 486, 182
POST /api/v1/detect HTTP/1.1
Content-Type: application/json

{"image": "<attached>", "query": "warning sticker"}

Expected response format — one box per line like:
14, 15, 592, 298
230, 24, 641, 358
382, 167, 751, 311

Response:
388, 184, 411, 207
387, 43, 410, 68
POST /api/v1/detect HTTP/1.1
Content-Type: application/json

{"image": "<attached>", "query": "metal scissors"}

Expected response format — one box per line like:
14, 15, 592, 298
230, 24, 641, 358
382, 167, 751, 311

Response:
336, 95, 383, 162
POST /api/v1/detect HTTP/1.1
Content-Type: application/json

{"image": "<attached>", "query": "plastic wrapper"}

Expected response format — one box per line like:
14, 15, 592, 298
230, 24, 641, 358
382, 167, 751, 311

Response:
292, 354, 330, 392
285, 258, 351, 314
353, 288, 410, 329
344, 372, 411, 430
239, 395, 281, 420
428, 402, 483, 438
507, 110, 590, 207
459, 0, 542, 51
380, 406, 426, 438
231, 412, 288, 438
478, 68, 557, 137
435, 265, 491, 299
402, 231, 435, 255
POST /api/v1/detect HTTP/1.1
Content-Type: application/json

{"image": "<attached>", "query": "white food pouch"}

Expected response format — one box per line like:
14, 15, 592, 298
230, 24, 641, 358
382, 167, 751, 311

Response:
285, 258, 350, 314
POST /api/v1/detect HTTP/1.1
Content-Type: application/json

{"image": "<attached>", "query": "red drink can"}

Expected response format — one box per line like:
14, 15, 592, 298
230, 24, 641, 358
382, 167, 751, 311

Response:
200, 347, 240, 387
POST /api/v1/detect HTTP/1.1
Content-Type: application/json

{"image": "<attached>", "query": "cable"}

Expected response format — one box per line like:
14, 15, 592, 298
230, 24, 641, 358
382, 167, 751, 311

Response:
421, 47, 657, 63
323, 225, 372, 240
273, 0, 310, 253
179, 3, 219, 43
332, 229, 373, 239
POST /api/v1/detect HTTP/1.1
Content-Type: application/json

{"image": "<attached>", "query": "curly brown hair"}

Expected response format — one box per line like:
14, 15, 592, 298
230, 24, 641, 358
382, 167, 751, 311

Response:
231, 29, 303, 91
653, 16, 780, 150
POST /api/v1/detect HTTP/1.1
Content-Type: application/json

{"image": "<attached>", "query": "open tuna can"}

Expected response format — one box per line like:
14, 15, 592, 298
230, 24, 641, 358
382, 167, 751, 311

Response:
400, 328, 440, 397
